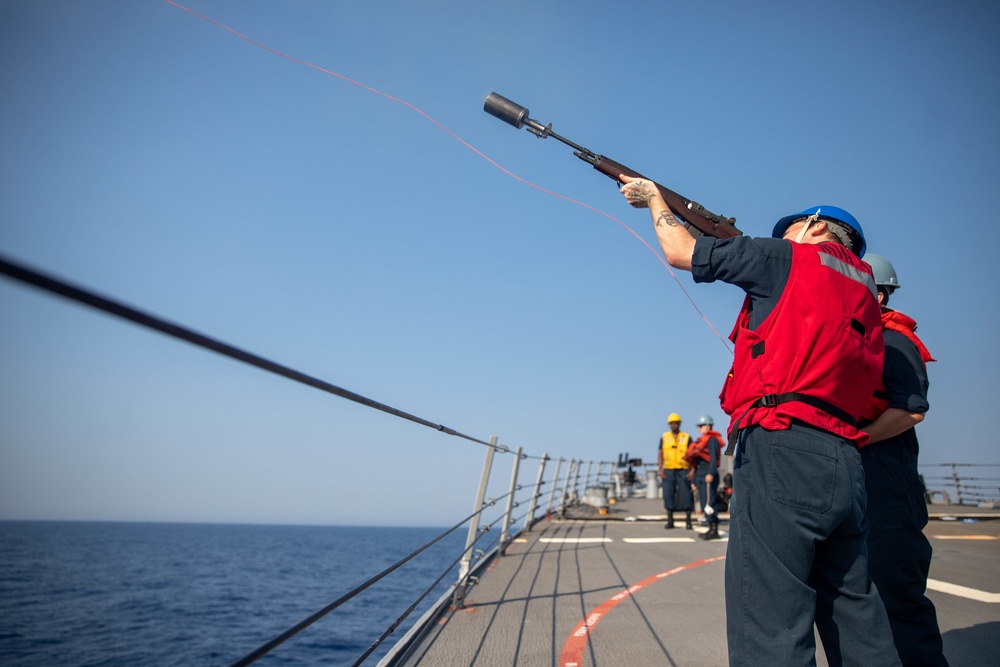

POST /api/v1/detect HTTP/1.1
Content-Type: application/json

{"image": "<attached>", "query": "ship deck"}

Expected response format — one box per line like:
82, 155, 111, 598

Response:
399, 495, 1000, 666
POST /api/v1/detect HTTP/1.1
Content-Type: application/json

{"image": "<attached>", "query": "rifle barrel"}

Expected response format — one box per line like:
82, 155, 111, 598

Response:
483, 92, 741, 239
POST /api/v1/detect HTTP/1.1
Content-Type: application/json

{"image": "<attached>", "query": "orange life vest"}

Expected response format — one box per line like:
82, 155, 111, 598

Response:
684, 431, 723, 465
859, 309, 935, 425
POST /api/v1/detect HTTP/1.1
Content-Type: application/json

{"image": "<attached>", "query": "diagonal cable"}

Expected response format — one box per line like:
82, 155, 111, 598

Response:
0, 253, 495, 449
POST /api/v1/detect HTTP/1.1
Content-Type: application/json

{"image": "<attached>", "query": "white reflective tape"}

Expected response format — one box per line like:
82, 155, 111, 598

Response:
819, 252, 878, 297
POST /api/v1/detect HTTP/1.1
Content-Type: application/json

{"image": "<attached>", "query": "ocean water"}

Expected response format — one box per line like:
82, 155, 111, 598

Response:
0, 522, 466, 666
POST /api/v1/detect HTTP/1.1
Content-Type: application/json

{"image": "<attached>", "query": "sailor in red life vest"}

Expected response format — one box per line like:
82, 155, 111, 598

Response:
859, 254, 947, 667
619, 175, 900, 667
684, 414, 725, 540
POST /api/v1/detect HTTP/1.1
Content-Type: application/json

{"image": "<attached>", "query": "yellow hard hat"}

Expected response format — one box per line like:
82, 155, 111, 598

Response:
667, 412, 682, 423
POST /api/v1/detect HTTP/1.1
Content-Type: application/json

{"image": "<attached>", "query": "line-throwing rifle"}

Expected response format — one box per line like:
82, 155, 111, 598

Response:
484, 92, 742, 239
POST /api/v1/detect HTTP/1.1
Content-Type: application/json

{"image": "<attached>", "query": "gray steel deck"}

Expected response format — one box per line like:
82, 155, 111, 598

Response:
402, 496, 1000, 666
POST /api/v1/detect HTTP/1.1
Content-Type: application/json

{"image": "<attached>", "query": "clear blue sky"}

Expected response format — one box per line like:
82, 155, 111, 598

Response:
1, 1, 997, 526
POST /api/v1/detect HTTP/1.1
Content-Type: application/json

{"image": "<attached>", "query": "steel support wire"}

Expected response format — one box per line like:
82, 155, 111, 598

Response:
471, 532, 507, 563
475, 506, 526, 551
228, 500, 499, 666
0, 254, 496, 449
508, 509, 532, 526
480, 507, 514, 532
350, 525, 491, 667
386, 522, 520, 666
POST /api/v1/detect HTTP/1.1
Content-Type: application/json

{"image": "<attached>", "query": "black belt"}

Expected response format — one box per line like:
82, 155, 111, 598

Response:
724, 392, 858, 455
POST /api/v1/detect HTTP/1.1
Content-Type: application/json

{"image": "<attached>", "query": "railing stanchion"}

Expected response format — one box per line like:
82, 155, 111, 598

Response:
559, 459, 575, 514
499, 447, 522, 555
571, 459, 582, 501
524, 454, 548, 533
951, 463, 962, 505
546, 457, 564, 516
583, 460, 593, 490
454, 436, 497, 608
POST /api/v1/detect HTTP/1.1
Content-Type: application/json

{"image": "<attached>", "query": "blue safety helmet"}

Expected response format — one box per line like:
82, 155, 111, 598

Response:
771, 205, 867, 258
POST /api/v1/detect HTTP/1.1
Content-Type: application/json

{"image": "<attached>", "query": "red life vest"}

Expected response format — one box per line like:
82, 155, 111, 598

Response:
719, 241, 884, 448
684, 430, 724, 465
859, 309, 935, 425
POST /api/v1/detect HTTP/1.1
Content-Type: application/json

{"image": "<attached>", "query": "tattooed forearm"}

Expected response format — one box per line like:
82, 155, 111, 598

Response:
655, 210, 680, 228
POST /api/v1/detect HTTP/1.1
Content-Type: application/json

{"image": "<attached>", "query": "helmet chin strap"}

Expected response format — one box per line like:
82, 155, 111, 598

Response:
793, 210, 822, 244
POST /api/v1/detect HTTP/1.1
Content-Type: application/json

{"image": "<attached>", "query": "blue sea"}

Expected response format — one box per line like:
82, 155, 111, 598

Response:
0, 522, 466, 666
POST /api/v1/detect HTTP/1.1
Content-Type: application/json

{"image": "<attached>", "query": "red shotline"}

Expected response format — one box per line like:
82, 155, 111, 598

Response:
162, 0, 734, 355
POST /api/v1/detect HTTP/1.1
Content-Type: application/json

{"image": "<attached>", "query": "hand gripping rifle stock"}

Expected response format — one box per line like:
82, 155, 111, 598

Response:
484, 92, 741, 239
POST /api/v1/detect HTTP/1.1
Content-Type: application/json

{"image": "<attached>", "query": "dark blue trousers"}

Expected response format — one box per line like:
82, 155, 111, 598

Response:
725, 423, 900, 666
661, 468, 693, 512
862, 440, 948, 666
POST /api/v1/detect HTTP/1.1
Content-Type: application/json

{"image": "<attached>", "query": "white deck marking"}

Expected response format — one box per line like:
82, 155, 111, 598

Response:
930, 534, 998, 540
623, 537, 698, 543
926, 579, 1000, 603
539, 537, 612, 543
538, 536, 730, 545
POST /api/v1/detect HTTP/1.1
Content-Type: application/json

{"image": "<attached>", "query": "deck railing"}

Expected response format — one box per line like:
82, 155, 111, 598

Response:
0, 253, 618, 667
920, 463, 1000, 507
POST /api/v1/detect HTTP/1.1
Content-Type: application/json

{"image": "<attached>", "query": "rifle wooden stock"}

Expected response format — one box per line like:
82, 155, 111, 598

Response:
589, 155, 742, 239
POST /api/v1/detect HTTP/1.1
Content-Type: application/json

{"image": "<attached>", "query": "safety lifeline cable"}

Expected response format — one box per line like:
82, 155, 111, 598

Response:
0, 254, 497, 451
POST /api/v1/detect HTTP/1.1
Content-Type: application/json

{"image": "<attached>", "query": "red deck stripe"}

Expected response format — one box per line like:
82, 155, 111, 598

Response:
559, 555, 725, 667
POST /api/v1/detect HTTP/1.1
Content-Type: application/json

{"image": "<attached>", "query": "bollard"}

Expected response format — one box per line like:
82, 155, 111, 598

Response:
582, 486, 609, 509
645, 470, 659, 499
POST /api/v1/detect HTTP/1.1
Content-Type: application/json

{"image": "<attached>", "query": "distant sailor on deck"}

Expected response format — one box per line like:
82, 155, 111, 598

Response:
658, 412, 694, 529
685, 414, 724, 540
619, 176, 900, 666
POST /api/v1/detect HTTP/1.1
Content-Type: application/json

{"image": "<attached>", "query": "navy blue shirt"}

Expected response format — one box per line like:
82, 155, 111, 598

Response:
879, 326, 930, 450
691, 235, 793, 329
882, 329, 930, 415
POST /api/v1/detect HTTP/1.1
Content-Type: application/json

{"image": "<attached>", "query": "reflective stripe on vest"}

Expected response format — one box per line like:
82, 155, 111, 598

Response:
819, 251, 878, 297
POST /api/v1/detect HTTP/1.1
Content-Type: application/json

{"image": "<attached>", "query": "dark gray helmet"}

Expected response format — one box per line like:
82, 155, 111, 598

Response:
864, 253, 900, 291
